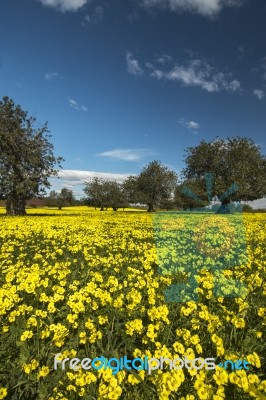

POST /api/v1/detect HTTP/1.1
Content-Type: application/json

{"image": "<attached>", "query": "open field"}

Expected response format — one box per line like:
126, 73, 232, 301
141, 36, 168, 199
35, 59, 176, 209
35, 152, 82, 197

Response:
0, 208, 265, 400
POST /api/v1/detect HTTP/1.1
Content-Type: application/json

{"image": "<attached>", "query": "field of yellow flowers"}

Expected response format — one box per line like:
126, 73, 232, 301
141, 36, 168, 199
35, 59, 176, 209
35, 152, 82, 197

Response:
0, 207, 265, 400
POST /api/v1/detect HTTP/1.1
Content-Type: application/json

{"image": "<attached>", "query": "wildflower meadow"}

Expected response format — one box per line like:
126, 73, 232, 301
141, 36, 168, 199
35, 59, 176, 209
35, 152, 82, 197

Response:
0, 207, 265, 400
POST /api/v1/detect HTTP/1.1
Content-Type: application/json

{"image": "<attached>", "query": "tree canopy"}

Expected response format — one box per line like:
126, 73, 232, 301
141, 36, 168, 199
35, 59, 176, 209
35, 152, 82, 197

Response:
83, 178, 128, 211
46, 188, 75, 209
0, 96, 63, 215
182, 137, 266, 212
136, 160, 178, 212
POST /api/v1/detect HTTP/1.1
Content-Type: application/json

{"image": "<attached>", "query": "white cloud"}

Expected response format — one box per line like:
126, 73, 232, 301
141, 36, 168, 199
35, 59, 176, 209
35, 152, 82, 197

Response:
156, 54, 173, 64
141, 56, 241, 94
126, 52, 144, 76
56, 169, 132, 184
161, 59, 241, 93
146, 62, 164, 79
187, 120, 200, 130
253, 89, 265, 100
82, 6, 104, 24
139, 0, 246, 17
151, 69, 164, 79
83, 14, 91, 23
252, 56, 266, 81
179, 117, 200, 132
244, 198, 266, 209
142, 57, 242, 94
229, 79, 241, 92
98, 148, 155, 161
67, 97, 88, 111
38, 0, 87, 12
68, 97, 78, 108
93, 6, 104, 22
49, 169, 133, 198
45, 72, 61, 81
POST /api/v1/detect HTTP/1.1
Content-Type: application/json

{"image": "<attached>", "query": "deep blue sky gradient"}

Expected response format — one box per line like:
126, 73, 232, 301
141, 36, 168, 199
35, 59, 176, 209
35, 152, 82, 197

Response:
0, 0, 265, 205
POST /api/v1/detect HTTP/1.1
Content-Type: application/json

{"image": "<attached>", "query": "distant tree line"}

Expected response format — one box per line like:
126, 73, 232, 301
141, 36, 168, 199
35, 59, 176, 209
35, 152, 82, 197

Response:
1, 96, 266, 215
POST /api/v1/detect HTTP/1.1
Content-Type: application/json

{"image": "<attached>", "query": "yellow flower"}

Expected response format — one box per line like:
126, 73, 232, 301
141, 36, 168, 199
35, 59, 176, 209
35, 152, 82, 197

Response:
231, 316, 245, 329
31, 359, 39, 370
20, 330, 33, 341
0, 388, 7, 399
37, 366, 50, 379
247, 352, 261, 368
173, 342, 185, 354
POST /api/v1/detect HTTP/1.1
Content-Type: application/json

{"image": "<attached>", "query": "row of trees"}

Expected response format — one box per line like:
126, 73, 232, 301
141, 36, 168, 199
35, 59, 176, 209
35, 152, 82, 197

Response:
45, 188, 76, 209
1, 96, 266, 215
82, 135, 266, 213
83, 161, 178, 212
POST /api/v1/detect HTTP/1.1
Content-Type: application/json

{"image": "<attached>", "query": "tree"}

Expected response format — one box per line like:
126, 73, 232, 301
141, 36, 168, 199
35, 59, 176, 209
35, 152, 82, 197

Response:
174, 181, 209, 210
83, 177, 109, 210
59, 188, 75, 209
83, 178, 128, 211
104, 180, 127, 211
182, 137, 266, 213
0, 96, 63, 215
83, 177, 105, 210
159, 198, 176, 211
46, 188, 75, 209
123, 175, 145, 205
45, 190, 59, 208
136, 161, 178, 212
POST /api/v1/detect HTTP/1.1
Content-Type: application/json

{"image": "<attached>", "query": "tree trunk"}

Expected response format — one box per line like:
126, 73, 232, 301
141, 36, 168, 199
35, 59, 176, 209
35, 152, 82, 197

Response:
217, 199, 231, 214
147, 203, 154, 212
6, 197, 26, 215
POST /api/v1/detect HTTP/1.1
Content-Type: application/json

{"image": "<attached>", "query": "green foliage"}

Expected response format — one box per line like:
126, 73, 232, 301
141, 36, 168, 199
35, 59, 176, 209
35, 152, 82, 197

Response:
45, 188, 75, 209
0, 96, 63, 215
123, 176, 146, 205
242, 204, 254, 212
136, 161, 178, 212
175, 181, 209, 210
182, 137, 266, 205
83, 178, 128, 210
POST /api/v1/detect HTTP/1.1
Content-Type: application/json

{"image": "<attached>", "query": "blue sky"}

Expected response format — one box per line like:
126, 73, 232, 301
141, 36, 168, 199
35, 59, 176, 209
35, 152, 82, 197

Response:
0, 0, 266, 206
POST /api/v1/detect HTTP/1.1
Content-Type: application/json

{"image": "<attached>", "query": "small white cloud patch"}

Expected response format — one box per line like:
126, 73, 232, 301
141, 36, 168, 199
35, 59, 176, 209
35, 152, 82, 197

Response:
187, 121, 200, 130
145, 58, 241, 94
67, 97, 88, 111
139, 0, 247, 18
126, 52, 144, 76
38, 0, 87, 12
98, 148, 155, 161
179, 117, 200, 132
253, 89, 265, 100
56, 169, 132, 183
45, 72, 61, 81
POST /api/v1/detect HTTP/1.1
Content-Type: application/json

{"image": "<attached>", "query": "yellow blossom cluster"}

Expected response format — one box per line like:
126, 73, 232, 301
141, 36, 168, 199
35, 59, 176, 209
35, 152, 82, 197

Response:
0, 207, 265, 399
